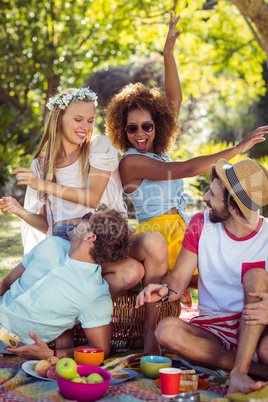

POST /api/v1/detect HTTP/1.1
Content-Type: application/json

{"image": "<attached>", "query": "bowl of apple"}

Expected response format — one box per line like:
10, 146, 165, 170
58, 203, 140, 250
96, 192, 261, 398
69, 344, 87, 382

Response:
56, 358, 112, 402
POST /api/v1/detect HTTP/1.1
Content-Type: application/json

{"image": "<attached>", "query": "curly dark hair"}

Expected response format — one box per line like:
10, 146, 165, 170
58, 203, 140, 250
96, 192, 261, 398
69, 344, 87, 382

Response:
84, 205, 131, 265
105, 83, 179, 155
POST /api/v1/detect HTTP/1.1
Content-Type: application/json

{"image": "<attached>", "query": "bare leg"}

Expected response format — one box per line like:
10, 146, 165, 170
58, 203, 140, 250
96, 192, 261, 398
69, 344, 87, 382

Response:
130, 232, 169, 355
54, 328, 75, 350
155, 316, 268, 378
0, 263, 25, 296
102, 257, 144, 299
228, 269, 268, 394
259, 331, 268, 366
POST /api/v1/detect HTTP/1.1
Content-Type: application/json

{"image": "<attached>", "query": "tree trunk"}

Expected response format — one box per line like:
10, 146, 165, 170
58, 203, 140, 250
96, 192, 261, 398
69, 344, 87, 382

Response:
43, 75, 61, 121
231, 0, 268, 68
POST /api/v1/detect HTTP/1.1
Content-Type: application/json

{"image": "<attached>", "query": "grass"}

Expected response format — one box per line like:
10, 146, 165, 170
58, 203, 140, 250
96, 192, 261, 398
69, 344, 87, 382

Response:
0, 214, 24, 278
191, 288, 198, 304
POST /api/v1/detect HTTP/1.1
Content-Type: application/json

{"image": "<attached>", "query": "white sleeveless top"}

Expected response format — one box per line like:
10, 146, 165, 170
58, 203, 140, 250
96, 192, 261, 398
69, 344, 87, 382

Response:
21, 135, 126, 254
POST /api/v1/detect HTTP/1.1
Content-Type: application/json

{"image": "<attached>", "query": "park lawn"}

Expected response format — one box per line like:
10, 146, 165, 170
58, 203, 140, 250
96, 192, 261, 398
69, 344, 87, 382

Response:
0, 215, 24, 278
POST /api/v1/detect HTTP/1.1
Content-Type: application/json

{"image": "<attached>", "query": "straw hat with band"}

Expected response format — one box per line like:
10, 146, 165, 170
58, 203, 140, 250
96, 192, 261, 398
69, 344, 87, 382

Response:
215, 158, 268, 225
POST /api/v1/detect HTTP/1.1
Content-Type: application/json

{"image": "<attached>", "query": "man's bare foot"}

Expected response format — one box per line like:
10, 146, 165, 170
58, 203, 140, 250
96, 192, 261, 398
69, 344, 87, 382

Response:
144, 330, 161, 356
228, 371, 268, 394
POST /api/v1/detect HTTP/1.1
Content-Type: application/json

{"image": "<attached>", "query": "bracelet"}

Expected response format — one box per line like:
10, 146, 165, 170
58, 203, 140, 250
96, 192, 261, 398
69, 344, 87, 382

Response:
53, 349, 57, 357
155, 284, 177, 306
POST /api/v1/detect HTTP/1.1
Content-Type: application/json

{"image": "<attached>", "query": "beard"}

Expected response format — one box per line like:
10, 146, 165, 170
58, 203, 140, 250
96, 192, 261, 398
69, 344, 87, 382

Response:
207, 202, 232, 223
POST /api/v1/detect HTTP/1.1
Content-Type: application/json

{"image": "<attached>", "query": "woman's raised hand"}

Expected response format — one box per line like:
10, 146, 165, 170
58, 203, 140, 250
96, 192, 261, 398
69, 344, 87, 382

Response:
163, 11, 182, 55
235, 126, 268, 154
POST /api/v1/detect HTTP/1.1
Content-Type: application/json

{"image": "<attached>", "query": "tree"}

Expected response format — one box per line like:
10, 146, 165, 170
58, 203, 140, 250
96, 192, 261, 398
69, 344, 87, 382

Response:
0, 0, 172, 117
1, 0, 267, 112
0, 0, 267, 159
230, 0, 268, 67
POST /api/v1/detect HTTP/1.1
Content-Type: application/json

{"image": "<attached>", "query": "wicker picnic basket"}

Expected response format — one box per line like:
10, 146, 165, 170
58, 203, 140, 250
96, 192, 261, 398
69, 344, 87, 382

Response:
73, 289, 181, 351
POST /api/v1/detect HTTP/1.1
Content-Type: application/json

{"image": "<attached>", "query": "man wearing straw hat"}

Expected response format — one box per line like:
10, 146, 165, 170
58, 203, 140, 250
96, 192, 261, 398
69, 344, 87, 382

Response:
136, 157, 268, 395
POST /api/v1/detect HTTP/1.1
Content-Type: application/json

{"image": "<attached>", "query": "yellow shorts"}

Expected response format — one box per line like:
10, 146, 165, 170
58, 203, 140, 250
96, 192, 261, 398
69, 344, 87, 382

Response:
134, 214, 198, 274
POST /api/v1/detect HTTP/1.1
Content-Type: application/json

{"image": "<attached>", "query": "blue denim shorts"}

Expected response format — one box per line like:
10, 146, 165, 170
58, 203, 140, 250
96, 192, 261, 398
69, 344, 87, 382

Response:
52, 223, 78, 241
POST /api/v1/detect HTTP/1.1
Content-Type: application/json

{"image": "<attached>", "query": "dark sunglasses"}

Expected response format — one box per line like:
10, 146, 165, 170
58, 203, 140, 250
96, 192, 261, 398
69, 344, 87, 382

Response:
125, 122, 155, 135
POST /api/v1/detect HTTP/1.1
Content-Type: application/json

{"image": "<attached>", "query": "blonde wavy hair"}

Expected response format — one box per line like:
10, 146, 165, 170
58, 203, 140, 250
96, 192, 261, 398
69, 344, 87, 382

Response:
34, 88, 96, 200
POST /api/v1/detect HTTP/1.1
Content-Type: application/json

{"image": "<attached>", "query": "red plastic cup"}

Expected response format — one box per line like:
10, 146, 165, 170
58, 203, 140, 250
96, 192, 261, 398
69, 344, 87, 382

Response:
159, 368, 181, 398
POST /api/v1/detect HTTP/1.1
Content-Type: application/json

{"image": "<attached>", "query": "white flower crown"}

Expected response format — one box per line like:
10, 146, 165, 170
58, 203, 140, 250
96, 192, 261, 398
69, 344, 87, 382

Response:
46, 87, 98, 111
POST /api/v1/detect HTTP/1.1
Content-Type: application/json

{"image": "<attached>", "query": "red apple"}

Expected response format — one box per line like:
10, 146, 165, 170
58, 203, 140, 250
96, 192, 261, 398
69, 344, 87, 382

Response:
35, 360, 51, 378
47, 356, 60, 366
47, 365, 57, 380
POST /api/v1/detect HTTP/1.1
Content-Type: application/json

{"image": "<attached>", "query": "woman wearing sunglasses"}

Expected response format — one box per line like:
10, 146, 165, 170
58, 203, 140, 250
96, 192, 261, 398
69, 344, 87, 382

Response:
106, 13, 267, 294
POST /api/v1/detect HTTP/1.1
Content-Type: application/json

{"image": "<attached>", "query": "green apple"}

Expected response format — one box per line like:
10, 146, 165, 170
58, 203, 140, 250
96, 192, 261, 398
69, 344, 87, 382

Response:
56, 358, 77, 380
71, 376, 87, 383
86, 373, 104, 383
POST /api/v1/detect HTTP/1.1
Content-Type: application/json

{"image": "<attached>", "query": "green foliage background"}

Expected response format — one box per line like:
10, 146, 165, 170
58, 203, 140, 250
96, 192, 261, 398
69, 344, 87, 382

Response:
1, 0, 268, 194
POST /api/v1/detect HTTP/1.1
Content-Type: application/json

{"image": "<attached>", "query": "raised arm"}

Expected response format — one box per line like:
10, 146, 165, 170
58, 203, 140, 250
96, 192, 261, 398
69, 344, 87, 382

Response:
164, 12, 183, 116
12, 166, 110, 209
121, 126, 267, 187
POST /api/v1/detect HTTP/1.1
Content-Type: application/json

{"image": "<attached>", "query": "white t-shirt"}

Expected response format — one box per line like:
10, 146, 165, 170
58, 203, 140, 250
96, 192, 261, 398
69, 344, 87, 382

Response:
182, 210, 268, 316
21, 135, 126, 253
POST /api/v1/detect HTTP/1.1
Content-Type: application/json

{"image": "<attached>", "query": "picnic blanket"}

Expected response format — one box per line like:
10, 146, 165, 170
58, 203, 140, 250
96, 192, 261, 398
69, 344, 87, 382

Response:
1, 304, 265, 401
0, 353, 231, 402
0, 303, 230, 401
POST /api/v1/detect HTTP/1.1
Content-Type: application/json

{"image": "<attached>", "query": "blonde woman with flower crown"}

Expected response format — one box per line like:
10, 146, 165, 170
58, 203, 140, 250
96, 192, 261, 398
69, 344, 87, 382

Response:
0, 88, 171, 315
1, 88, 125, 251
